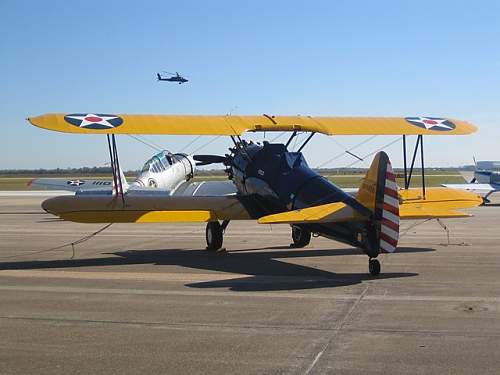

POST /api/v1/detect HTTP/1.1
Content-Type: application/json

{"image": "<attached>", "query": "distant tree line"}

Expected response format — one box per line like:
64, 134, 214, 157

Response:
0, 165, 469, 178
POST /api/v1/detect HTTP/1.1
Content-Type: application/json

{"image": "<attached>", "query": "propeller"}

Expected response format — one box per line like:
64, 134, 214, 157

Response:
161, 71, 189, 78
193, 154, 228, 166
470, 156, 477, 183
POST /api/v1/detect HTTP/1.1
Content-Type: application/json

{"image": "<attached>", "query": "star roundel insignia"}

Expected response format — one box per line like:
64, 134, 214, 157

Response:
67, 179, 85, 186
405, 117, 456, 131
64, 113, 124, 130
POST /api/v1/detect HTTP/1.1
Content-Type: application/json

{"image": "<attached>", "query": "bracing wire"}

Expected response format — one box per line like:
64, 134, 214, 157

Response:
316, 135, 378, 168
344, 136, 402, 168
0, 223, 113, 260
190, 136, 222, 154
270, 132, 286, 143
127, 135, 163, 152
181, 135, 203, 153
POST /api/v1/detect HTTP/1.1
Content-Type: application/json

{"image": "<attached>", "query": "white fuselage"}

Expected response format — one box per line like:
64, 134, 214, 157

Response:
132, 152, 195, 192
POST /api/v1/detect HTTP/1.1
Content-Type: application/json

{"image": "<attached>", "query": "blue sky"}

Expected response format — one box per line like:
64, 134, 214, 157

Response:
1, 0, 499, 170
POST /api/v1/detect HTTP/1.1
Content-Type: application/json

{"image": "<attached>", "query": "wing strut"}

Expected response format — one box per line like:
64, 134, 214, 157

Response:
402, 135, 426, 199
297, 132, 315, 152
106, 134, 125, 204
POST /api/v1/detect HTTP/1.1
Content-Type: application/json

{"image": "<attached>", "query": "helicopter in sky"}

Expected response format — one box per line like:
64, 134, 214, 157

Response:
156, 71, 189, 84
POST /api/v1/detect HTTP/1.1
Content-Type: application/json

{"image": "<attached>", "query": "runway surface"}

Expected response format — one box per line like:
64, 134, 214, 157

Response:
1, 195, 499, 374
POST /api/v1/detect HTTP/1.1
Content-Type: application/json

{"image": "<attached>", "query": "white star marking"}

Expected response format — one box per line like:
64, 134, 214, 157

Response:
68, 180, 85, 186
66, 114, 119, 128
410, 117, 454, 130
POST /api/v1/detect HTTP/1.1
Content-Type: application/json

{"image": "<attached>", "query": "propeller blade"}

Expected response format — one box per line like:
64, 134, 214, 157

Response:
193, 154, 227, 166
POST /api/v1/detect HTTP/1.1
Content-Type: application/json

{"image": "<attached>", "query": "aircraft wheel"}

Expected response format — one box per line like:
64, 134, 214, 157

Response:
206, 221, 223, 251
369, 258, 381, 276
290, 225, 311, 248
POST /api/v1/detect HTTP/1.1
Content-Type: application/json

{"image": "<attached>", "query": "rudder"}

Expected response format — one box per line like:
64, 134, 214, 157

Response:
357, 152, 400, 254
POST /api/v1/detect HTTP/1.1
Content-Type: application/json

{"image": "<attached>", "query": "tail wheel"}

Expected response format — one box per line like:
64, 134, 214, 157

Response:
291, 225, 311, 248
369, 258, 381, 276
206, 221, 223, 251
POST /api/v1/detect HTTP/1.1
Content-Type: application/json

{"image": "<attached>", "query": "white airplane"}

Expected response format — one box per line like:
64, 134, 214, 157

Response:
29, 151, 194, 193
443, 160, 500, 204
29, 149, 237, 198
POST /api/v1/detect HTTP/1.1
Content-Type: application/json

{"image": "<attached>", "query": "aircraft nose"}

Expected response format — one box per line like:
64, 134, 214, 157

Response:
41, 197, 56, 214
187, 155, 197, 173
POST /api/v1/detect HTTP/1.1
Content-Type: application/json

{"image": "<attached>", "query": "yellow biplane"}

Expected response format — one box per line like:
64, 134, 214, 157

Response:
28, 113, 482, 275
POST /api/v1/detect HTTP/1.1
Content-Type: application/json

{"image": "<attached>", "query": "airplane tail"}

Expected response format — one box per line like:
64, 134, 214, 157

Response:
157, 73, 161, 81
357, 152, 400, 254
112, 166, 130, 195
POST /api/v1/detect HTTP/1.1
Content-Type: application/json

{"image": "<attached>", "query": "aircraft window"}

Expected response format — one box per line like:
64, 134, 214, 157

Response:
152, 158, 164, 172
156, 158, 165, 170
142, 162, 151, 172
160, 154, 172, 166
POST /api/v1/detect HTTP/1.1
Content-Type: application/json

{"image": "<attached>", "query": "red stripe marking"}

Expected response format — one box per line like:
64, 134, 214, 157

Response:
382, 218, 399, 232
380, 232, 398, 247
383, 203, 399, 216
386, 171, 396, 180
384, 187, 399, 199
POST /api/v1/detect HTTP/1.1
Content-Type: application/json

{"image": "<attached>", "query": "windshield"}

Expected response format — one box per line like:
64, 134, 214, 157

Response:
141, 151, 174, 173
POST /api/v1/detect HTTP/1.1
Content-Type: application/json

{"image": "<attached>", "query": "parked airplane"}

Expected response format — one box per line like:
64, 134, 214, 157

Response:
27, 113, 482, 276
443, 160, 500, 204
29, 150, 196, 194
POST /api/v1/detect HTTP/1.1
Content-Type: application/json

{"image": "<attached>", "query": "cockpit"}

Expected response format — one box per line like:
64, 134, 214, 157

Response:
141, 151, 176, 174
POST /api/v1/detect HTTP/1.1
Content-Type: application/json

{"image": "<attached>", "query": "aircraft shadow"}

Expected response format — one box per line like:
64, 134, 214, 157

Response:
0, 247, 428, 291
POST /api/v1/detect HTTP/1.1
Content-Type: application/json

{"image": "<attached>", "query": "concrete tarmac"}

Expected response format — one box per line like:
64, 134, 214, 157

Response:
0, 195, 499, 374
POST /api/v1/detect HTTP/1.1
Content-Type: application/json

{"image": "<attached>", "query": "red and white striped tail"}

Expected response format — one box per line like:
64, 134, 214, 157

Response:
380, 162, 399, 253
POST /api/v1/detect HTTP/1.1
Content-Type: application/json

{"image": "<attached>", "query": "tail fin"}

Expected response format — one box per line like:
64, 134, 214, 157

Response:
157, 73, 161, 80
112, 166, 129, 195
357, 152, 400, 253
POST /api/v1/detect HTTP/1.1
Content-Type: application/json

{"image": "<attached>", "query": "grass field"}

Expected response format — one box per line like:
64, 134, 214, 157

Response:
0, 173, 466, 190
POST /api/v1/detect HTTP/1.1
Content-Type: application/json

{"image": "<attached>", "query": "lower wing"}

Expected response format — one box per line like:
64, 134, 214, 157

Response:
29, 178, 113, 192
257, 187, 482, 224
441, 183, 498, 196
41, 184, 482, 224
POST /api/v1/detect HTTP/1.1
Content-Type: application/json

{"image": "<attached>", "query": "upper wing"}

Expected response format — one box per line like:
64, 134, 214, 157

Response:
28, 113, 477, 136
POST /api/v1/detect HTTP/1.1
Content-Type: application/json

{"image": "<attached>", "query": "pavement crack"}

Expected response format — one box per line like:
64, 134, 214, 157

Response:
303, 284, 369, 374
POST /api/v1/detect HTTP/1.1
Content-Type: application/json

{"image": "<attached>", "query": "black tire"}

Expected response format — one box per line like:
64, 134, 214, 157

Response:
369, 258, 381, 276
291, 225, 311, 248
206, 221, 223, 251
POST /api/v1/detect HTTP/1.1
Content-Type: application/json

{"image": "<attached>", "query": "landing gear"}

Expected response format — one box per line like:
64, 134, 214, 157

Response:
290, 225, 311, 248
205, 220, 230, 251
369, 258, 381, 276
481, 192, 492, 206
206, 221, 223, 251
